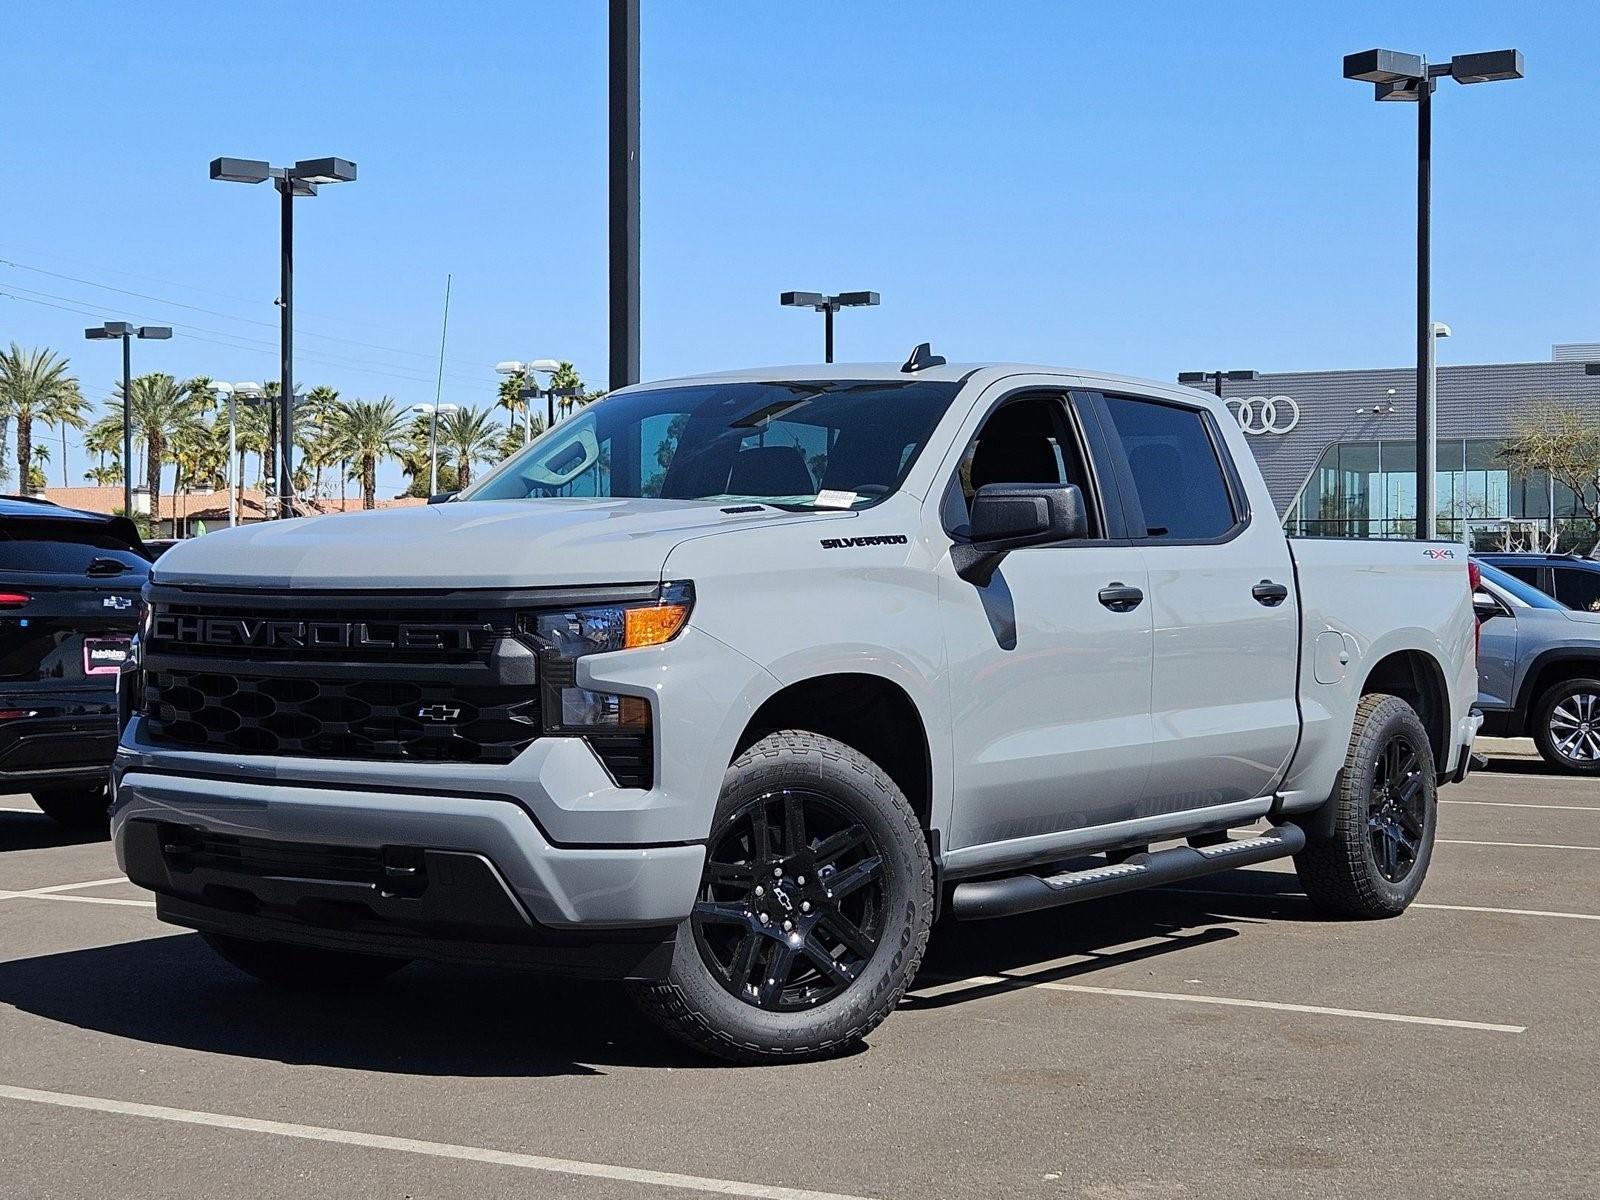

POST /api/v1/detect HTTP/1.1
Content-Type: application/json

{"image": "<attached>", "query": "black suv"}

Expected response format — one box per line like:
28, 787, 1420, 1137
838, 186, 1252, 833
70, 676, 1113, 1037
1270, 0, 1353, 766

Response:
1476, 552, 1600, 612
1, 496, 151, 826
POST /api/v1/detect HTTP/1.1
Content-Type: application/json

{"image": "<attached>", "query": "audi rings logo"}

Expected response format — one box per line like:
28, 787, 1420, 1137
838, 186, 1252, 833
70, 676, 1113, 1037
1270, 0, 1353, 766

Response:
1226, 395, 1301, 435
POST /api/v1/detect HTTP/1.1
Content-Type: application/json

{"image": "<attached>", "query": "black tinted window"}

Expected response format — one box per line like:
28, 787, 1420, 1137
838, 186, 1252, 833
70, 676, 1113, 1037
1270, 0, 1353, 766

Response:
1554, 567, 1600, 613
0, 518, 148, 575
1497, 564, 1542, 587
947, 394, 1100, 537
1101, 395, 1237, 540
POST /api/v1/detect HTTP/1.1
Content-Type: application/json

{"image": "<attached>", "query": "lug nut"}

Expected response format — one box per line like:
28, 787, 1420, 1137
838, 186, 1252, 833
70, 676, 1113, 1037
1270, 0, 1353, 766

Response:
801, 901, 811, 912
754, 885, 764, 897
783, 919, 793, 931
759, 913, 770, 925
774, 866, 783, 877
797, 875, 806, 885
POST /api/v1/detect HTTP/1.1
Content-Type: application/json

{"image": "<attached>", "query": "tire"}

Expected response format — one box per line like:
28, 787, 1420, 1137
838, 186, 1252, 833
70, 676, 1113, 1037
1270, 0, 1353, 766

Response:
201, 933, 410, 989
631, 730, 934, 1064
1295, 693, 1437, 919
1530, 676, 1600, 774
30, 784, 109, 830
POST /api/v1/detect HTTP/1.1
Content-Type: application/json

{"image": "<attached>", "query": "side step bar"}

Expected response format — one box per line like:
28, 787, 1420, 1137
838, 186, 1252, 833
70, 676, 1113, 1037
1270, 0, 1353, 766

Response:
949, 824, 1306, 921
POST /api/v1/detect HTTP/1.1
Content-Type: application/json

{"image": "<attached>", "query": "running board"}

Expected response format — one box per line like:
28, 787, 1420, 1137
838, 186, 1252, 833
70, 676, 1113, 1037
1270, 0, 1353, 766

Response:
949, 824, 1306, 921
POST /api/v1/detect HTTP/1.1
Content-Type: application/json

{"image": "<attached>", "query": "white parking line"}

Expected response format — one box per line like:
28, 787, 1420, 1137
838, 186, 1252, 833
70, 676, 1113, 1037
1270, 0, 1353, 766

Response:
20, 877, 129, 895
1163, 886, 1600, 923
920, 973, 1524, 1033
1439, 838, 1600, 851
0, 1084, 875, 1200
1413, 902, 1600, 923
1442, 800, 1600, 813
0, 891, 154, 909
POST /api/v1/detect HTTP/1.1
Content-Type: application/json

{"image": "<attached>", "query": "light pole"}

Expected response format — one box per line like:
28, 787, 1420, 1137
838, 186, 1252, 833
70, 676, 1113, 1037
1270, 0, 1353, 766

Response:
495, 359, 562, 440
209, 382, 265, 526
209, 155, 357, 517
414, 402, 460, 495
780, 292, 880, 363
1342, 47, 1522, 543
1427, 322, 1451, 539
85, 321, 171, 520
1177, 369, 1258, 399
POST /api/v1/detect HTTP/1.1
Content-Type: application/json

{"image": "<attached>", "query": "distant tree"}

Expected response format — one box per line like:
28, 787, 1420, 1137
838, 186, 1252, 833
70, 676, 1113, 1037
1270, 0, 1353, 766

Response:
337, 397, 409, 509
1500, 398, 1600, 550
109, 373, 203, 525
0, 344, 82, 490
437, 406, 501, 490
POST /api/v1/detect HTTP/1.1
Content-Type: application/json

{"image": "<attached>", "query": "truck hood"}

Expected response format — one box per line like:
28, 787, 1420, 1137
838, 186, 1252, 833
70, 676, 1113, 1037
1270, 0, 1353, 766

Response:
151, 498, 813, 590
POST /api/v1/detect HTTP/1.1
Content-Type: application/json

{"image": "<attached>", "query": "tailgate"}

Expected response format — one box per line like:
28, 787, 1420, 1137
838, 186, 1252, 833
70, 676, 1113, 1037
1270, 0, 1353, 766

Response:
0, 583, 141, 685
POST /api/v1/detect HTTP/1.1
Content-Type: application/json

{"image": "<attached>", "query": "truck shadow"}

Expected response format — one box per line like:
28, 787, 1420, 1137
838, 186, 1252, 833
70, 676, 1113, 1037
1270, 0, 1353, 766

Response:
0, 810, 108, 851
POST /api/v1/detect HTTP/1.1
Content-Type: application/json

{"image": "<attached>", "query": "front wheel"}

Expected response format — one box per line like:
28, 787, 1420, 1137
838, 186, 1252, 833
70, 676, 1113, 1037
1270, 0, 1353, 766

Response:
631, 731, 933, 1064
1295, 693, 1437, 919
31, 784, 109, 830
1531, 677, 1600, 774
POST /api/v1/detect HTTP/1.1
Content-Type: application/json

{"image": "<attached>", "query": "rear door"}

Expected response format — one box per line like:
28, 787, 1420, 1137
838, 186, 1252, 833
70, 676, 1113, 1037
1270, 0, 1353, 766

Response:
1089, 390, 1301, 810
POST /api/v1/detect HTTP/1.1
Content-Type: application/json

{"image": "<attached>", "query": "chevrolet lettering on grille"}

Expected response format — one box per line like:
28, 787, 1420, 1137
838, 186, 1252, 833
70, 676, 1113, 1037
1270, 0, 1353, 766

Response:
151, 613, 486, 652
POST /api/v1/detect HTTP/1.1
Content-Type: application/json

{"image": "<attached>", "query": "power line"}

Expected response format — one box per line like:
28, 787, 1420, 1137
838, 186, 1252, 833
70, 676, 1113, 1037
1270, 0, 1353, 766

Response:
0, 257, 500, 387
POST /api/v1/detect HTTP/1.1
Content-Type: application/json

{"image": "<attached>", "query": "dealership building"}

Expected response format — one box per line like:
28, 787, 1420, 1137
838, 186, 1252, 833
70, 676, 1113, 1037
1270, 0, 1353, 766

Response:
1182, 344, 1600, 547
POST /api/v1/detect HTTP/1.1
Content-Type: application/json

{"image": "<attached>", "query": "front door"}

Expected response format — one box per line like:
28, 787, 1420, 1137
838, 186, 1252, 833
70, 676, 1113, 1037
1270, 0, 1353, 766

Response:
936, 389, 1154, 853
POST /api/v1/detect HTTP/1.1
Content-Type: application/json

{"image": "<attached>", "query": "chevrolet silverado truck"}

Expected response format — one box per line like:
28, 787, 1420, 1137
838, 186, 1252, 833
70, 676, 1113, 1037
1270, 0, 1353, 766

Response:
112, 352, 1479, 1062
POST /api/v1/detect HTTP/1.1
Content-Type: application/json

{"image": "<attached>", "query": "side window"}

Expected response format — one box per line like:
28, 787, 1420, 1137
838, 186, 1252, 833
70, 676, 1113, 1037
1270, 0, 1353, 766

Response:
1497, 564, 1541, 588
1101, 394, 1238, 541
1553, 567, 1600, 613
944, 394, 1100, 537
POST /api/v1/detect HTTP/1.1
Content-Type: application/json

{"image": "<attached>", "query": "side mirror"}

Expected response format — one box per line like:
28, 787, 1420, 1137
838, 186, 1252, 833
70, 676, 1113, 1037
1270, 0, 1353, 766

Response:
1473, 590, 1508, 621
427, 491, 457, 505
952, 483, 1088, 585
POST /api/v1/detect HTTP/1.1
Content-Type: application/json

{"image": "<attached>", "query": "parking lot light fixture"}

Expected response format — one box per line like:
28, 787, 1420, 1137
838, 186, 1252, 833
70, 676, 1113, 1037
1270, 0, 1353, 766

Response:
210, 154, 357, 517
85, 321, 173, 521
413, 402, 461, 496
780, 291, 880, 363
1342, 46, 1521, 543
496, 359, 564, 438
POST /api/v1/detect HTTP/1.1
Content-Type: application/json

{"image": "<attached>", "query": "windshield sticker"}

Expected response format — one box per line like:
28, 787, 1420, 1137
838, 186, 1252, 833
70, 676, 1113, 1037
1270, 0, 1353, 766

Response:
814, 490, 858, 509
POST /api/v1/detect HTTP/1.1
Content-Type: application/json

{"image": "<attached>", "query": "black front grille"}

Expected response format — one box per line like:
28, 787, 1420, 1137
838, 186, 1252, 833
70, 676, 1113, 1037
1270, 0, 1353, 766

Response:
161, 824, 388, 884
142, 670, 539, 763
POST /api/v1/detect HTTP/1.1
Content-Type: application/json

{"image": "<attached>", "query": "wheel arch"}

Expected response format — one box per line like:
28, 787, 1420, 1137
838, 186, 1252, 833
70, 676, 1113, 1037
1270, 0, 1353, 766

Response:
1513, 648, 1600, 729
733, 672, 935, 832
1359, 649, 1451, 775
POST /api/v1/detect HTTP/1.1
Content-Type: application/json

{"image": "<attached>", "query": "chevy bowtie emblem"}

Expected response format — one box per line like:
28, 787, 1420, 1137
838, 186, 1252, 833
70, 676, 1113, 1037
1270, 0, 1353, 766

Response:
102, 596, 133, 610
417, 704, 462, 723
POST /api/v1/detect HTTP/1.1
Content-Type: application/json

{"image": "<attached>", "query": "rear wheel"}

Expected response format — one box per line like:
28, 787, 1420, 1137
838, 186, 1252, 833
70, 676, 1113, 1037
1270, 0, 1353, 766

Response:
1531, 677, 1600, 774
1295, 693, 1436, 919
632, 731, 933, 1063
30, 784, 109, 830
201, 933, 410, 989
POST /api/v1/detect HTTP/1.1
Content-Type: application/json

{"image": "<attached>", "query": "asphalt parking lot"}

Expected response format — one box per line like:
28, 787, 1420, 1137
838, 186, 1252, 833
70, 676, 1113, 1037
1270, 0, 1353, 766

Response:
3, 751, 1598, 1200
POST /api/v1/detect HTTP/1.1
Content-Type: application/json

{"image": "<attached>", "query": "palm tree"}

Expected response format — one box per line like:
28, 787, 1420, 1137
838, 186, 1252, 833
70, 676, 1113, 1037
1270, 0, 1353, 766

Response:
301, 385, 343, 499
84, 411, 124, 485
0, 344, 81, 490
110, 373, 202, 524
437, 406, 501, 490
336, 397, 408, 510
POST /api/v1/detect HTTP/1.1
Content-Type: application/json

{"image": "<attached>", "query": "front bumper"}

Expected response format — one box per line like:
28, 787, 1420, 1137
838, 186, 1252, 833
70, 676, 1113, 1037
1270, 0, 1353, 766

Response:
111, 748, 707, 980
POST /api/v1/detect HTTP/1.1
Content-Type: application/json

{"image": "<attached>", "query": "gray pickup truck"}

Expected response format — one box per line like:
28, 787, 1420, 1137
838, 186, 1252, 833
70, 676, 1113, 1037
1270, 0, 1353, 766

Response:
112, 354, 1479, 1061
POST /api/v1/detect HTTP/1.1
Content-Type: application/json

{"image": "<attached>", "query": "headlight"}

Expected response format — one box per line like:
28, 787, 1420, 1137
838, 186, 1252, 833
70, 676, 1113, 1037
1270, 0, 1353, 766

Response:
525, 582, 692, 732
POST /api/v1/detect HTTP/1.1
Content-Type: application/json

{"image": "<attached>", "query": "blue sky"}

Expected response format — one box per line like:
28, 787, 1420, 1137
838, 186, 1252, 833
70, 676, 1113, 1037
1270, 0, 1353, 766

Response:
3, 1, 1596, 494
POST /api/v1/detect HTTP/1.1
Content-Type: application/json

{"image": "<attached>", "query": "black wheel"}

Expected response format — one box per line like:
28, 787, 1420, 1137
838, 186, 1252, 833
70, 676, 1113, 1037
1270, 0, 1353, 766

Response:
1295, 693, 1436, 919
30, 784, 109, 830
201, 933, 410, 989
631, 730, 933, 1063
1531, 677, 1600, 774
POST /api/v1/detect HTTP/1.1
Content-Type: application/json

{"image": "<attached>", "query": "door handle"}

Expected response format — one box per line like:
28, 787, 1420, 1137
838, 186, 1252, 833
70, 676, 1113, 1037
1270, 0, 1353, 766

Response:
1098, 582, 1144, 613
1252, 580, 1290, 607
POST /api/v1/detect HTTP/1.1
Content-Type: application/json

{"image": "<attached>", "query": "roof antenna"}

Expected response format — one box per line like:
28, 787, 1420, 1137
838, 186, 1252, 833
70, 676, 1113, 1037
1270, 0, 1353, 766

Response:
900, 342, 945, 373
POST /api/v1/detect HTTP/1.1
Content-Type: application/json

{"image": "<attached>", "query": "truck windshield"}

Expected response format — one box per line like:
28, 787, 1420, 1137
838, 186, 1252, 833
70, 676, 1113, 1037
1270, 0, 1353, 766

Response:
461, 379, 963, 510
